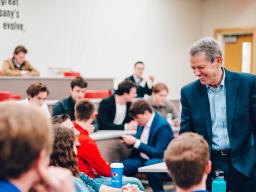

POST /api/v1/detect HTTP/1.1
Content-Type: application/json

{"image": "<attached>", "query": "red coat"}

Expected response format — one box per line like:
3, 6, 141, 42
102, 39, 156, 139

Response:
73, 121, 111, 178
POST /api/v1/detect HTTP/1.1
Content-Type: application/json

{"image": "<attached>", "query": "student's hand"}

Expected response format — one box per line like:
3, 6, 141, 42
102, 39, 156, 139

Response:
37, 166, 75, 192
127, 121, 138, 131
20, 70, 30, 76
148, 75, 155, 82
122, 135, 136, 145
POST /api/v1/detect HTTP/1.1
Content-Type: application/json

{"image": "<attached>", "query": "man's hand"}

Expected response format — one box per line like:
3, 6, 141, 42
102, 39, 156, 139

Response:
37, 166, 75, 192
127, 121, 138, 131
122, 135, 136, 145
148, 75, 155, 82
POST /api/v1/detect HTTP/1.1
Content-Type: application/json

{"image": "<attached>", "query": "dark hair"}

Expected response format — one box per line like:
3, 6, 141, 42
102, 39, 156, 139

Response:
129, 99, 153, 118
50, 124, 79, 177
52, 114, 70, 125
152, 83, 169, 94
164, 132, 209, 189
115, 80, 136, 96
26, 82, 49, 97
134, 61, 144, 68
75, 99, 95, 121
71, 77, 87, 90
13, 45, 27, 55
0, 102, 53, 179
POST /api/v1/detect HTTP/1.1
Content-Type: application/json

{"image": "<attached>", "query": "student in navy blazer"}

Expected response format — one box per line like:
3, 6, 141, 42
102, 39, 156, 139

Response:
180, 37, 256, 192
122, 99, 174, 192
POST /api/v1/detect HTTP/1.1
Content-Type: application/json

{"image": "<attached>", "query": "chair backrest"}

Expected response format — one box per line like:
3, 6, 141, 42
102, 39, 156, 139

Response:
84, 90, 112, 99
63, 72, 80, 77
0, 91, 11, 101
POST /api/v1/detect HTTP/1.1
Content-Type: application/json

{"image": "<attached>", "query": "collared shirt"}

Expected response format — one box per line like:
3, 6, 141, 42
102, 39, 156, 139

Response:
133, 75, 145, 87
0, 180, 20, 192
113, 103, 127, 125
134, 112, 155, 159
206, 69, 230, 150
19, 98, 50, 118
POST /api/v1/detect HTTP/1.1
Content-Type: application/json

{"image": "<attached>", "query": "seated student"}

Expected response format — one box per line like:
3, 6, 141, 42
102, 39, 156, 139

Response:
52, 76, 87, 120
97, 80, 137, 130
164, 132, 211, 192
125, 61, 154, 98
73, 99, 144, 191
19, 82, 50, 118
2, 45, 40, 76
0, 102, 75, 192
51, 124, 138, 192
122, 99, 174, 192
147, 82, 178, 119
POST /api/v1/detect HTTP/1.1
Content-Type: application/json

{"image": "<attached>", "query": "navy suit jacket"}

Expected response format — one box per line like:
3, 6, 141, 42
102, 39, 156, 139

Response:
131, 112, 174, 159
180, 69, 256, 176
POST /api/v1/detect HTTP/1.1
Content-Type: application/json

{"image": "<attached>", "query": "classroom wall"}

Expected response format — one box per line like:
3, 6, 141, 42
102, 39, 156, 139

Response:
0, 0, 204, 99
203, 0, 256, 36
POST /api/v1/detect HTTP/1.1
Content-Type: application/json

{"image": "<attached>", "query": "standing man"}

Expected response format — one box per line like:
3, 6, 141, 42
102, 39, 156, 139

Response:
180, 37, 256, 192
126, 61, 154, 98
52, 76, 87, 120
122, 99, 173, 192
2, 45, 40, 76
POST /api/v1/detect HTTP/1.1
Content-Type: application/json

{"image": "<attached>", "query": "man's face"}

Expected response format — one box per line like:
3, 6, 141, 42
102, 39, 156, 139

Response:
190, 53, 222, 86
14, 52, 26, 65
29, 91, 48, 106
153, 89, 168, 105
70, 86, 86, 103
134, 63, 144, 78
134, 112, 151, 126
124, 87, 137, 102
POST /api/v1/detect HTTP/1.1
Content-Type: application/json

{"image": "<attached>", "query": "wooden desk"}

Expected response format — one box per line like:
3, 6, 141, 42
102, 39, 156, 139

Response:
138, 162, 168, 173
0, 76, 113, 100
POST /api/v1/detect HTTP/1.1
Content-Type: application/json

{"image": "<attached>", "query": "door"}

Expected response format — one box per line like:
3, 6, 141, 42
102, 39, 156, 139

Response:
224, 34, 253, 73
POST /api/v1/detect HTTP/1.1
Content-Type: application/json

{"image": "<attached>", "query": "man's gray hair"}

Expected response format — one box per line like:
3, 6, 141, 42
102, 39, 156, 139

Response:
189, 37, 222, 62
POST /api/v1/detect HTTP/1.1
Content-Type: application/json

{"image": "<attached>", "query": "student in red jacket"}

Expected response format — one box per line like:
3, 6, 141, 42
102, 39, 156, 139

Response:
73, 99, 144, 190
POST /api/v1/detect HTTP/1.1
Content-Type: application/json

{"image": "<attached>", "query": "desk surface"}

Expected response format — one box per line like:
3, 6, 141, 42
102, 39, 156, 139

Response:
138, 162, 168, 173
90, 130, 136, 141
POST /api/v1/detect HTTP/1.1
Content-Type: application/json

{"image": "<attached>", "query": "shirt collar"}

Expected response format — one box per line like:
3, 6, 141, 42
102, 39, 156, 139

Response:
133, 75, 142, 83
145, 112, 155, 128
206, 68, 225, 92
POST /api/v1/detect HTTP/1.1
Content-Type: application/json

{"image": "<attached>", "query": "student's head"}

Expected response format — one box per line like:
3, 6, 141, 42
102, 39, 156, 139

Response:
189, 37, 223, 86
52, 114, 80, 143
129, 99, 153, 126
75, 99, 95, 123
133, 61, 145, 78
164, 132, 211, 191
70, 77, 87, 103
13, 45, 27, 65
115, 80, 137, 102
0, 102, 53, 183
26, 82, 49, 106
50, 124, 79, 177
152, 83, 169, 105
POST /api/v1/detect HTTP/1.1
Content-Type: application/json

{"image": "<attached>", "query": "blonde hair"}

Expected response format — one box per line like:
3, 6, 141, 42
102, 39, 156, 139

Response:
0, 102, 53, 179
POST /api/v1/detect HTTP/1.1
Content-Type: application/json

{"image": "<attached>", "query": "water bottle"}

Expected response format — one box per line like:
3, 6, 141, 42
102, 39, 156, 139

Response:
212, 170, 226, 192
